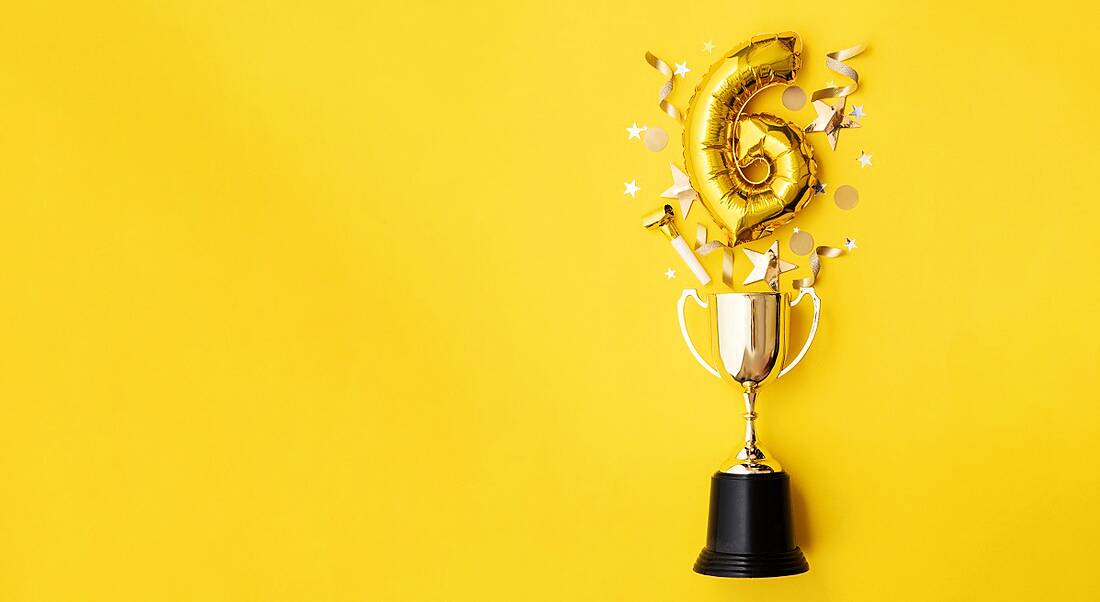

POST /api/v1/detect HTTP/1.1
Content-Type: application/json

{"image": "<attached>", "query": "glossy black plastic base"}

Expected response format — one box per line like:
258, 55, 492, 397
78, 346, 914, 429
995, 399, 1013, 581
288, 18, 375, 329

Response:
693, 471, 808, 578
694, 547, 808, 578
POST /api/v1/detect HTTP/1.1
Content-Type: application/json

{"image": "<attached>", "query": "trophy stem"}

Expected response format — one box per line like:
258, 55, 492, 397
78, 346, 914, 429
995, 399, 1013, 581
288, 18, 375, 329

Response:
724, 382, 779, 473
742, 383, 759, 454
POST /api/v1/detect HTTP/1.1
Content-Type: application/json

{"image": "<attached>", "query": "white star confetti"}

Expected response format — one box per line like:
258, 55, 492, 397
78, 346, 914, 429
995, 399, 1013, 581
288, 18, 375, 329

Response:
793, 227, 801, 233
845, 238, 858, 251
674, 62, 691, 78
665, 268, 677, 279
850, 105, 865, 120
624, 180, 640, 197
703, 41, 715, 53
857, 151, 872, 168
626, 122, 647, 140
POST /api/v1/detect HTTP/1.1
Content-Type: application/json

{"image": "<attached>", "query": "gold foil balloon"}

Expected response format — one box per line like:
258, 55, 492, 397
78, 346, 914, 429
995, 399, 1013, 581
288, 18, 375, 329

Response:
684, 32, 819, 245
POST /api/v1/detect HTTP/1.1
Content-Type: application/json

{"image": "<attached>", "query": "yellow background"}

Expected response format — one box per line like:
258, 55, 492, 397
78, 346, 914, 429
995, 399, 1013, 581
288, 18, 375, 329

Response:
1, 1, 1099, 600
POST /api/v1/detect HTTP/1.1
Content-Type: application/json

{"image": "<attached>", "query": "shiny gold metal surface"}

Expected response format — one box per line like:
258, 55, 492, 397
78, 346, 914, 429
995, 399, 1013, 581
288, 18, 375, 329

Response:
641, 204, 679, 241
682, 32, 818, 245
677, 288, 822, 474
712, 292, 788, 386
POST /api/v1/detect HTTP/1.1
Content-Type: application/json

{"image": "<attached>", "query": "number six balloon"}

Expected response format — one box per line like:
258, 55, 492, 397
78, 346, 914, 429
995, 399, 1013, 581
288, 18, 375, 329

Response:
683, 32, 819, 246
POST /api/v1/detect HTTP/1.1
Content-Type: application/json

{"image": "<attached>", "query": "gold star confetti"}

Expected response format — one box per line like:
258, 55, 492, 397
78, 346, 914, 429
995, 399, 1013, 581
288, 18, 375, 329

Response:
660, 163, 696, 217
703, 40, 715, 53
743, 241, 798, 291
805, 98, 860, 150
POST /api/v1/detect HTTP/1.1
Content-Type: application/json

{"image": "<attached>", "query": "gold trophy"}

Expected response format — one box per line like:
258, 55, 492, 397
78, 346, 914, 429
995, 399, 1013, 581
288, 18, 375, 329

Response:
677, 287, 820, 577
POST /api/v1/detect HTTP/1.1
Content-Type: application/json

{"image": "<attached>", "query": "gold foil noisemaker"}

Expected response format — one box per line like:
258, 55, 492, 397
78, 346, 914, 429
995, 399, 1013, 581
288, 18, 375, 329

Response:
643, 205, 711, 285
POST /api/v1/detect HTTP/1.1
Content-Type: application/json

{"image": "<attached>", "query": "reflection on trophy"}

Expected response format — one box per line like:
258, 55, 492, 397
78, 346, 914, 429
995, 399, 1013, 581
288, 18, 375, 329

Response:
677, 287, 821, 578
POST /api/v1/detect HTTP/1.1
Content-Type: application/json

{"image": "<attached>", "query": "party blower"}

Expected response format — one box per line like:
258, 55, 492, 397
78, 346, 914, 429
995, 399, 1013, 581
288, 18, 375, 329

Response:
642, 205, 710, 285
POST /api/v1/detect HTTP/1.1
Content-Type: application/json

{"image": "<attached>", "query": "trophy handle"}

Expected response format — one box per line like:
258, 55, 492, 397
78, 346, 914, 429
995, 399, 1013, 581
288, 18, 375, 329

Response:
677, 289, 721, 379
778, 287, 821, 378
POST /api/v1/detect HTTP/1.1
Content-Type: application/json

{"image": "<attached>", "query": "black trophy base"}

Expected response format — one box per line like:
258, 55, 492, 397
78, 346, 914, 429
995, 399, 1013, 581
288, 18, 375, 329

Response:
693, 471, 809, 578
694, 547, 808, 579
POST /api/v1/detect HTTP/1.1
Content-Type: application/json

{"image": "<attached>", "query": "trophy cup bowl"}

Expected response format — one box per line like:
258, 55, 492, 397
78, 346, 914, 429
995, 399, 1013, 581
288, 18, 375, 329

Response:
677, 288, 821, 578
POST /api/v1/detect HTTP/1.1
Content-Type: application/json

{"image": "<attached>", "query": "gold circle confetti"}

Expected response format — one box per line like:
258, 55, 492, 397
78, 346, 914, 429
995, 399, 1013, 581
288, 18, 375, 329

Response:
644, 127, 669, 152
789, 230, 815, 256
834, 185, 859, 210
781, 86, 807, 111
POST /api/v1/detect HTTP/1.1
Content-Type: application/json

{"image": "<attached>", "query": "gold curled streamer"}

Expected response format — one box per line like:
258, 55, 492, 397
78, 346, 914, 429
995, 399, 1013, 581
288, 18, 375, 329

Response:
809, 44, 866, 103
695, 238, 735, 287
645, 51, 684, 123
792, 245, 845, 289
722, 248, 733, 287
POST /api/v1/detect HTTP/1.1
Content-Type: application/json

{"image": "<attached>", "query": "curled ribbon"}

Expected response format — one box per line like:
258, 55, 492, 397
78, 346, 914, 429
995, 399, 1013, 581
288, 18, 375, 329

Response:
645, 51, 684, 123
694, 225, 734, 287
809, 44, 866, 103
792, 246, 845, 289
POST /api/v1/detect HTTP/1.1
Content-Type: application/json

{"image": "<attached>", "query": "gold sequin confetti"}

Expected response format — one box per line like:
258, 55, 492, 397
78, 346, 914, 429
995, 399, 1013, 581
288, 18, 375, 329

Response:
781, 85, 807, 111
834, 185, 859, 210
790, 230, 815, 255
644, 126, 669, 152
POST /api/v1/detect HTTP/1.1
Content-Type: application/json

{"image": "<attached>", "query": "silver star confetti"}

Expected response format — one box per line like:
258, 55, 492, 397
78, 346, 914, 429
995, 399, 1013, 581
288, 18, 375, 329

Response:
857, 151, 872, 168
665, 268, 676, 279
624, 180, 640, 197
